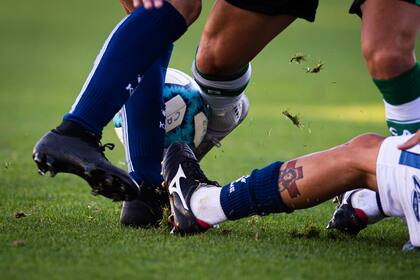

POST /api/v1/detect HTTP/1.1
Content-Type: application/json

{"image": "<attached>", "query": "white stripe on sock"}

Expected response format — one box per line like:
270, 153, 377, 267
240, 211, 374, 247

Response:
69, 15, 130, 113
192, 63, 252, 91
384, 96, 420, 122
121, 106, 134, 173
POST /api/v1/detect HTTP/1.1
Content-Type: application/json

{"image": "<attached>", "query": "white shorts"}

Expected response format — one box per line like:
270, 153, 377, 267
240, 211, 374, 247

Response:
377, 135, 420, 246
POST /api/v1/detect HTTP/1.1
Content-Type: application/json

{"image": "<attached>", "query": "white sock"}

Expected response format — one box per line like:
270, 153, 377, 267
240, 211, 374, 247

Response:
384, 97, 420, 122
192, 62, 252, 100
201, 93, 246, 133
192, 62, 251, 132
201, 91, 243, 111
384, 97, 420, 135
349, 189, 384, 224
190, 186, 227, 225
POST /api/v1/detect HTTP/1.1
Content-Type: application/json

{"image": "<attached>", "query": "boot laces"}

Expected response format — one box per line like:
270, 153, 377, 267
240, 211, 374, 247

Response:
183, 159, 219, 187
97, 142, 115, 159
100, 142, 115, 152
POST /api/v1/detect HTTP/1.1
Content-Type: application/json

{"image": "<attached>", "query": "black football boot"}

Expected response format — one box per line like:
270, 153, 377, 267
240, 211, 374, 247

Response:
326, 190, 368, 235
120, 183, 169, 227
162, 142, 219, 234
33, 124, 140, 201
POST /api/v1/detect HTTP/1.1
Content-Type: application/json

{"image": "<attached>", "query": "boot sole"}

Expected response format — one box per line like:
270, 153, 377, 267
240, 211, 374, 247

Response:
33, 149, 139, 201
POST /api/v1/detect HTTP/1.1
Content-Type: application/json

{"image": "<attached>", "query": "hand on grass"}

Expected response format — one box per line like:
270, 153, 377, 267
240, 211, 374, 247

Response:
398, 130, 420, 150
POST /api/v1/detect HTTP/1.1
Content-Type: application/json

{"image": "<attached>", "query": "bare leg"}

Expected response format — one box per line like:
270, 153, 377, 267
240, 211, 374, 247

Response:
192, 0, 296, 159
361, 0, 420, 80
196, 0, 295, 75
278, 134, 383, 210
183, 134, 384, 229
329, 1, 420, 233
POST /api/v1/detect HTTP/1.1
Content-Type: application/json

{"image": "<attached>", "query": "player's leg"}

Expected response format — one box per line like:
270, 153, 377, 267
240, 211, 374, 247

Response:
65, 0, 198, 137
119, 45, 173, 227
375, 135, 420, 250
360, 0, 420, 135
33, 0, 200, 201
329, 0, 420, 233
192, 0, 318, 159
165, 134, 420, 250
162, 134, 383, 233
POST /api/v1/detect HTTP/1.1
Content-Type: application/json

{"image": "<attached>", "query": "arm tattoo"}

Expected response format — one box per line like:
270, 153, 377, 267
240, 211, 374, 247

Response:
278, 160, 304, 198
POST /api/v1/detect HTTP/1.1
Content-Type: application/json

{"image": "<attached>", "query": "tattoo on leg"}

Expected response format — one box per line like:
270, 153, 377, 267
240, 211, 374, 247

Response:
278, 160, 304, 198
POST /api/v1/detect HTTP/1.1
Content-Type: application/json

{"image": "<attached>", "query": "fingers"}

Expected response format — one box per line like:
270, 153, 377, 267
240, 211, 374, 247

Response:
140, 0, 164, 9
398, 130, 420, 150
133, 0, 142, 8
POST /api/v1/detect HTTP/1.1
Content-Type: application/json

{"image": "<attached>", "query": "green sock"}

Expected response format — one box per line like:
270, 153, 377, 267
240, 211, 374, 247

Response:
385, 120, 420, 136
373, 62, 420, 135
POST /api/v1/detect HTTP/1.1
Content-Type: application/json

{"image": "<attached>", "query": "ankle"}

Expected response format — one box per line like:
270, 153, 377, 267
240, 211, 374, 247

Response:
190, 186, 226, 225
54, 120, 99, 141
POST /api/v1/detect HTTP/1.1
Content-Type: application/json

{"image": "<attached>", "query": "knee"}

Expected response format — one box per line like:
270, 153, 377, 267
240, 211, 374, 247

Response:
170, 0, 201, 26
196, 37, 242, 76
196, 43, 227, 75
362, 39, 415, 79
343, 133, 384, 168
346, 133, 383, 151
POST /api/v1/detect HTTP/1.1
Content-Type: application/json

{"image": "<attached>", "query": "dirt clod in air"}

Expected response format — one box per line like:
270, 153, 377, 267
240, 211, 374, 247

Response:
289, 53, 307, 64
282, 110, 303, 128
306, 63, 324, 73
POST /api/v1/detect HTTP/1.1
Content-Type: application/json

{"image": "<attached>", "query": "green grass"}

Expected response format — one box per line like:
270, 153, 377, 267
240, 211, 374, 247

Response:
1, 1, 419, 279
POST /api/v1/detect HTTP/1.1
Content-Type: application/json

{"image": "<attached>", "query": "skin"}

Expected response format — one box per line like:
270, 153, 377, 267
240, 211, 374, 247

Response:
121, 0, 201, 25
119, 0, 420, 150
399, 129, 420, 150
360, 0, 420, 80
121, 0, 295, 75
278, 133, 383, 209
119, 0, 135, 13
117, 1, 420, 230
196, 0, 295, 75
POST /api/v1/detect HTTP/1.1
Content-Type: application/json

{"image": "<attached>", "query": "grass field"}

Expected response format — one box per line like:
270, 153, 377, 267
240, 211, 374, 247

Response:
1, 1, 419, 279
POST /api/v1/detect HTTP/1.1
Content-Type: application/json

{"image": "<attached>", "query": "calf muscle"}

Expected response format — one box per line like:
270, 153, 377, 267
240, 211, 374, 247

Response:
279, 134, 384, 210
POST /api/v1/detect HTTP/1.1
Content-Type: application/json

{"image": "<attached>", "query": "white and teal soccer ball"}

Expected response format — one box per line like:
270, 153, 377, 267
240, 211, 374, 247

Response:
113, 68, 209, 149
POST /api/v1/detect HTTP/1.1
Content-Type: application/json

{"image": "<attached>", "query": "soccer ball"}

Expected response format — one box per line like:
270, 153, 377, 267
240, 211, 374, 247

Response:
113, 68, 209, 149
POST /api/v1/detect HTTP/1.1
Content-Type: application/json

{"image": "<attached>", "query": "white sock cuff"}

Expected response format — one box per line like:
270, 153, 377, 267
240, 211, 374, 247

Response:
192, 62, 252, 96
201, 91, 243, 110
384, 96, 420, 122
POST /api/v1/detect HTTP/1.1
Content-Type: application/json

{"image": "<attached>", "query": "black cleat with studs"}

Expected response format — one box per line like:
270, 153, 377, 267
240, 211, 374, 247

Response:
120, 183, 169, 227
326, 192, 367, 235
162, 142, 219, 235
33, 130, 140, 201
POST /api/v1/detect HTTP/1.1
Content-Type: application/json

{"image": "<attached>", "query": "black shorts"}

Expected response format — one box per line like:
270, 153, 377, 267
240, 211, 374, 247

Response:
350, 0, 420, 17
224, 0, 319, 22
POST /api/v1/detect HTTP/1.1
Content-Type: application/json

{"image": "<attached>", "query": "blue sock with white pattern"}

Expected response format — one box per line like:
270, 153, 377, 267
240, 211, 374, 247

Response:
220, 161, 292, 220
121, 46, 172, 186
63, 3, 186, 136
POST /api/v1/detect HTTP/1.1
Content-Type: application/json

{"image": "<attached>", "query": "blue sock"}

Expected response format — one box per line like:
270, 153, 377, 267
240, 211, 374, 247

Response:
64, 2, 187, 136
122, 45, 173, 186
220, 161, 292, 220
